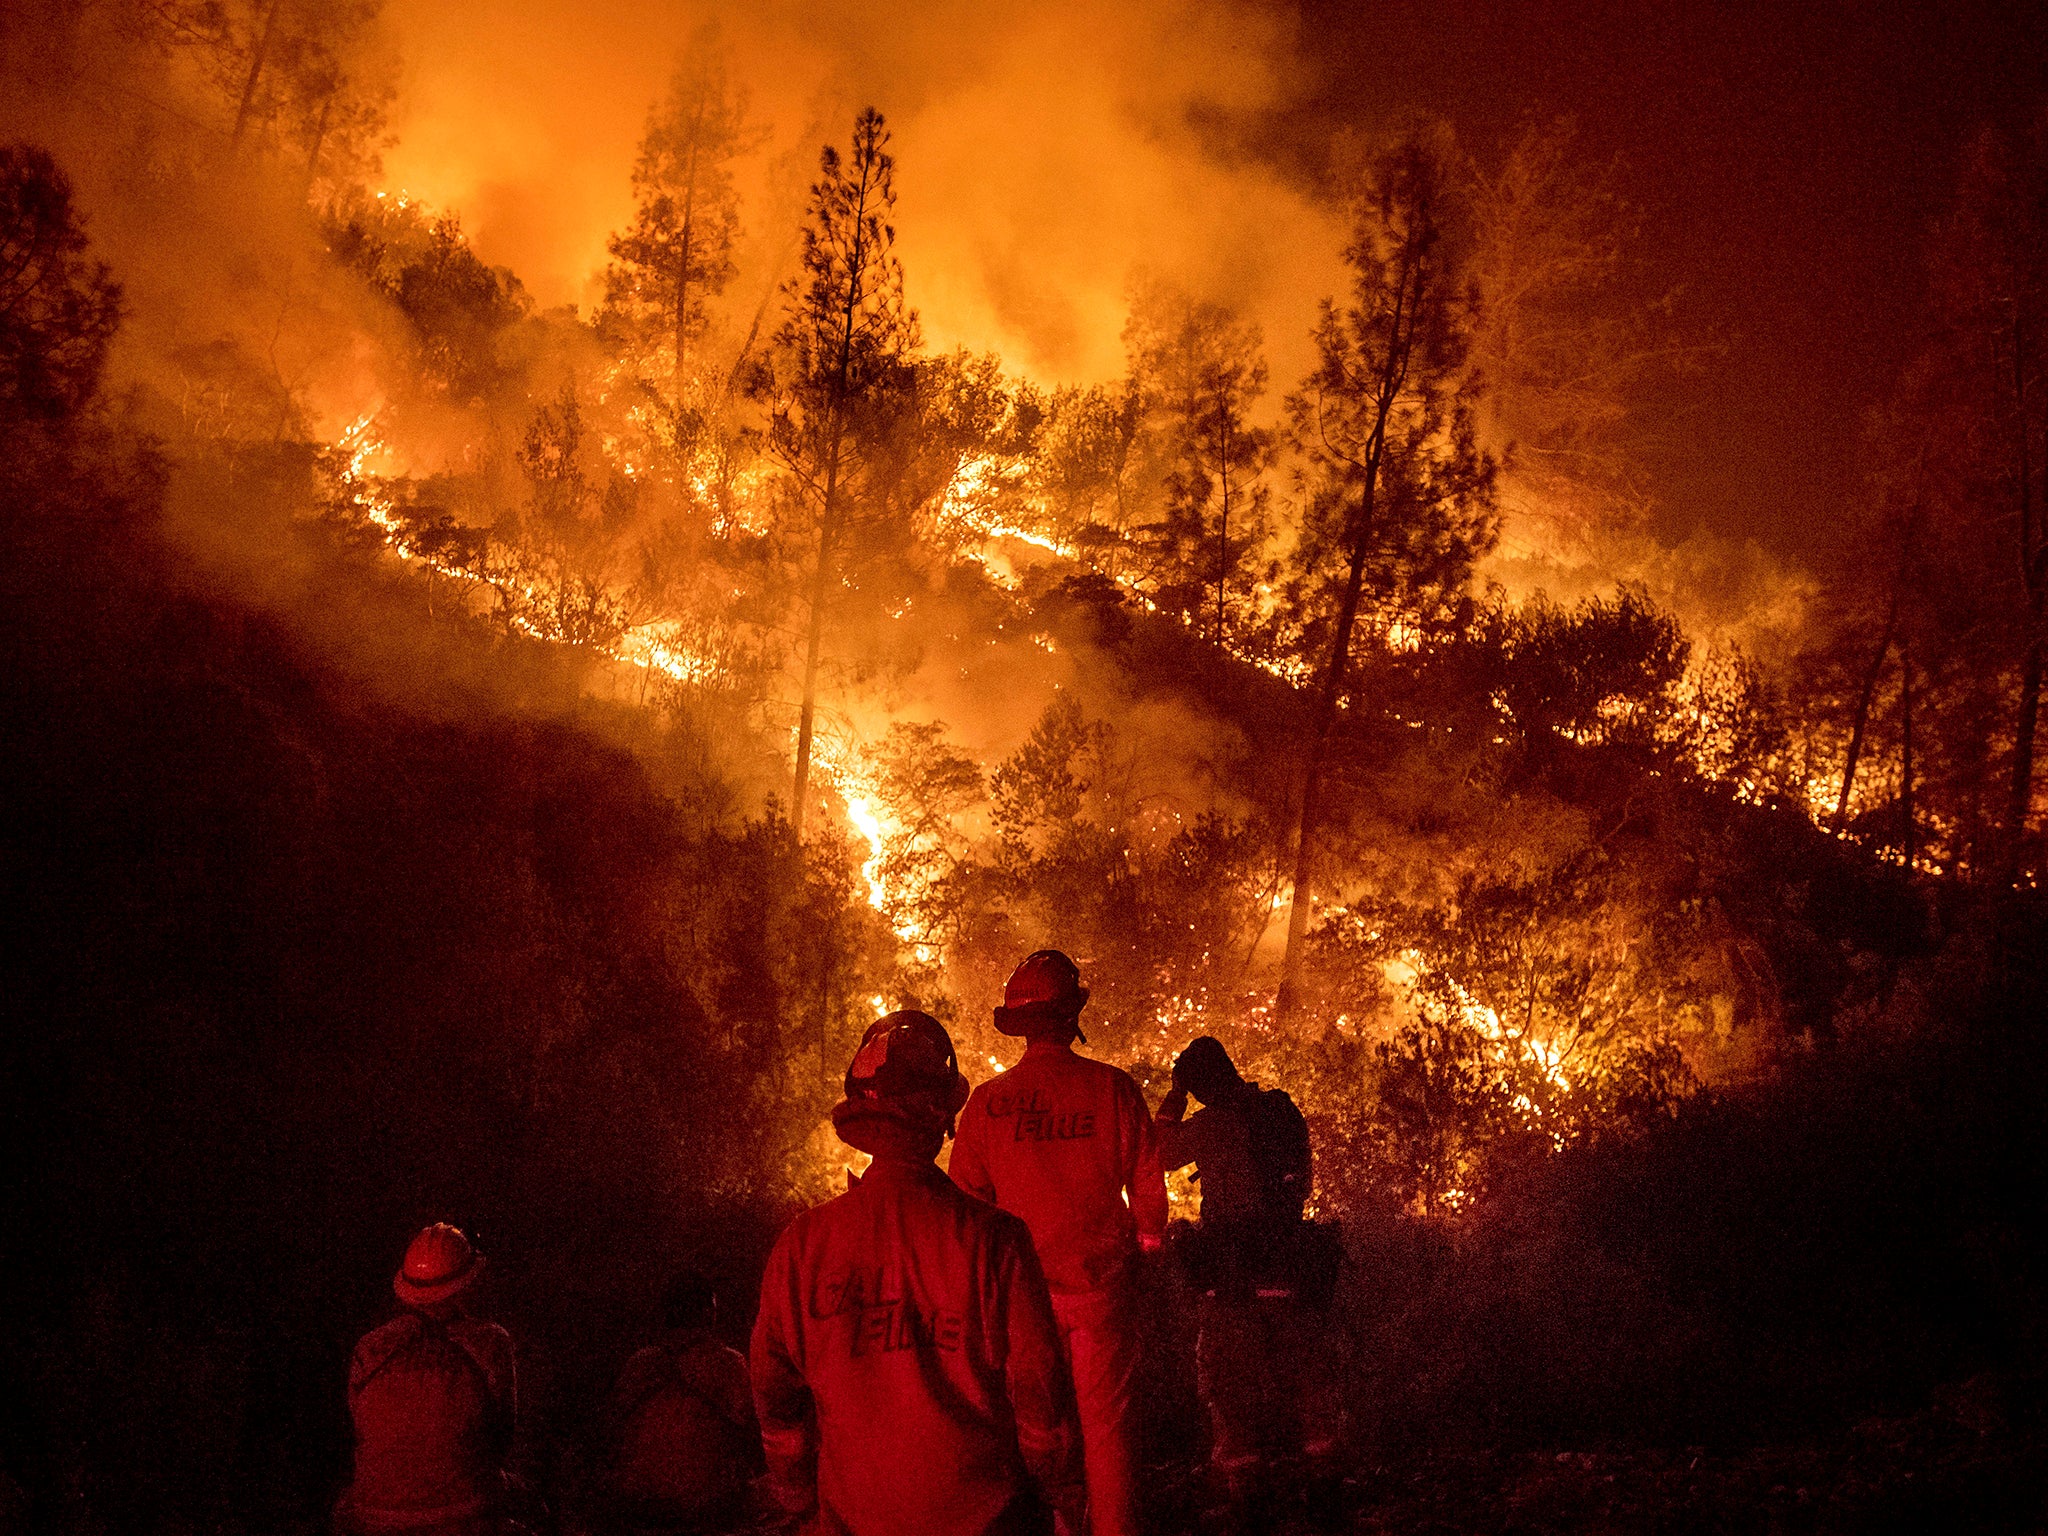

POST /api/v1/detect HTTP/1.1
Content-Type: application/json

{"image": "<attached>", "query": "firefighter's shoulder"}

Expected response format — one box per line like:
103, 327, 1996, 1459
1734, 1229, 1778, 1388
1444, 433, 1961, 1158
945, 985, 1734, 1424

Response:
962, 1060, 1018, 1106
766, 1196, 838, 1260
952, 1182, 1042, 1259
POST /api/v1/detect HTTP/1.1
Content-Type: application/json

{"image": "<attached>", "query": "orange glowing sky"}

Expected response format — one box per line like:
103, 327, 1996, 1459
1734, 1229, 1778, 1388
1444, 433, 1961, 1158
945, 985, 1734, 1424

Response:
381, 0, 1345, 389
376, 0, 2048, 594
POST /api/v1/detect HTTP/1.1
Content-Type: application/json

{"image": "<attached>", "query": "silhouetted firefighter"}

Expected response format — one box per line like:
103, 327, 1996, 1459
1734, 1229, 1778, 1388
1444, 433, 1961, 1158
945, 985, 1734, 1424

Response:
950, 950, 1167, 1536
1156, 1037, 1344, 1504
598, 1270, 760, 1534
337, 1224, 526, 1536
750, 1010, 1085, 1535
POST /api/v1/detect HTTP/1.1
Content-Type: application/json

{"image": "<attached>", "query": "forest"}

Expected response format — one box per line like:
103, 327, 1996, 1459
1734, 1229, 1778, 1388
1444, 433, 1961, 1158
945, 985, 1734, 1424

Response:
2, 0, 2046, 1530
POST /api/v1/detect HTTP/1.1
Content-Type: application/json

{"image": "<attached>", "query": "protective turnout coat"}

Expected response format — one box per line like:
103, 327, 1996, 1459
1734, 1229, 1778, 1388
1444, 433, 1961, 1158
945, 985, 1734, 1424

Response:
950, 1038, 1167, 1536
948, 1039, 1168, 1296
343, 1313, 516, 1530
750, 1154, 1083, 1536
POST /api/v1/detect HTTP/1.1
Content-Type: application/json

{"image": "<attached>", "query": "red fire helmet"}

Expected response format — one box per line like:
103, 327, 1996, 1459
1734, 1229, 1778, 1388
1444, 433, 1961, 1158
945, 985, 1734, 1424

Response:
993, 949, 1090, 1039
394, 1222, 485, 1307
841, 1009, 971, 1123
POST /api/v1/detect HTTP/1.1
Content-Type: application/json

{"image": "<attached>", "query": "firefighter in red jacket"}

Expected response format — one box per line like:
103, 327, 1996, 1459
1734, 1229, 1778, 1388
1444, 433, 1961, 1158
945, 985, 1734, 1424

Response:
950, 951, 1166, 1536
337, 1223, 519, 1536
751, 1010, 1084, 1536
600, 1270, 759, 1533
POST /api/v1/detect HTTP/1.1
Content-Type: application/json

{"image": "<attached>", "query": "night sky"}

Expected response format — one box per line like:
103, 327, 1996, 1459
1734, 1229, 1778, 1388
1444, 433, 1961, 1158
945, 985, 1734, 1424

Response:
1280, 0, 2048, 559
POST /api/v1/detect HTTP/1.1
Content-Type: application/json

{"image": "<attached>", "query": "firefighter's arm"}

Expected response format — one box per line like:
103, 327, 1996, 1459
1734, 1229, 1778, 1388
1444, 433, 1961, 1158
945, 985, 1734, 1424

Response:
748, 1237, 818, 1523
1123, 1077, 1169, 1251
716, 1347, 767, 1474
994, 1219, 1084, 1521
947, 1102, 996, 1205
1154, 1094, 1202, 1173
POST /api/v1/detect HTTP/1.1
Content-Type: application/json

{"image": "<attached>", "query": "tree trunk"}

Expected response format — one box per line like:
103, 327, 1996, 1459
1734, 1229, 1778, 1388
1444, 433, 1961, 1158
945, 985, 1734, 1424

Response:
1216, 397, 1230, 651
1278, 509, 1377, 1011
790, 512, 835, 834
1276, 252, 1424, 1016
674, 213, 694, 404
790, 156, 873, 836
1900, 637, 1916, 872
2007, 313, 2040, 876
302, 86, 333, 189
1832, 593, 1897, 833
229, 0, 284, 149
673, 109, 703, 407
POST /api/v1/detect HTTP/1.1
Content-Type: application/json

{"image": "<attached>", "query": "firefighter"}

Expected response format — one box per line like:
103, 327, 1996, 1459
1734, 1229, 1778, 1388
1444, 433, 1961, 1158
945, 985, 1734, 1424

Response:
337, 1223, 521, 1536
599, 1270, 759, 1534
751, 1009, 1084, 1536
1155, 1036, 1337, 1502
950, 950, 1166, 1536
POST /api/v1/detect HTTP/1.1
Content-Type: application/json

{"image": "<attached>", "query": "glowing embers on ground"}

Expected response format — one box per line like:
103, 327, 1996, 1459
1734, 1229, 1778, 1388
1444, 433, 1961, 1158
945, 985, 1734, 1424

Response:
331, 413, 726, 686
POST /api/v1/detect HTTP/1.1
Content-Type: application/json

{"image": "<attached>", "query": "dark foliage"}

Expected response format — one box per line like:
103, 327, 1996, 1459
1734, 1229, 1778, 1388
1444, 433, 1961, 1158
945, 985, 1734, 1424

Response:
0, 145, 121, 421
1337, 906, 2048, 1456
0, 425, 861, 1531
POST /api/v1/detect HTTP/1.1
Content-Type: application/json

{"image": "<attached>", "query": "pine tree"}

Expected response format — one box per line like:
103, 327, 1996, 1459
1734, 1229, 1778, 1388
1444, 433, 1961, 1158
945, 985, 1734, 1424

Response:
1276, 132, 1497, 1013
603, 26, 758, 412
1123, 279, 1276, 649
147, 0, 391, 174
766, 108, 920, 835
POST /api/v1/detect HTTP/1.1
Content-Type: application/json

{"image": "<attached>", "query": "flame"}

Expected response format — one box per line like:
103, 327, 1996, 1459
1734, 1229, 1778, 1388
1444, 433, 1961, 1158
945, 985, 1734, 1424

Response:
844, 792, 888, 913
331, 413, 729, 687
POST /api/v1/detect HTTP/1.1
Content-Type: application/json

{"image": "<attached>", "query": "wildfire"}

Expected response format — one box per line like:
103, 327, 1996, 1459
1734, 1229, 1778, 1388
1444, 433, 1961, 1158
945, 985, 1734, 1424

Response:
331, 413, 730, 687
1383, 947, 1570, 1091
843, 791, 889, 913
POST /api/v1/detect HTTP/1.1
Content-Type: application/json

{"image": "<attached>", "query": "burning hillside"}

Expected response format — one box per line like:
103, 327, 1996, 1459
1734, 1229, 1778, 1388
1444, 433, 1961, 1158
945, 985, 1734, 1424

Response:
4, 0, 2048, 1531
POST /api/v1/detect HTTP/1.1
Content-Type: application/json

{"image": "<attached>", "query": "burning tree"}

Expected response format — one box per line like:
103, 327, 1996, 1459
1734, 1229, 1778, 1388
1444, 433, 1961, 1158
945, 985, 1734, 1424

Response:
1277, 130, 1499, 1013
1026, 381, 1148, 571
325, 194, 531, 407
602, 25, 759, 419
764, 107, 920, 835
1121, 278, 1278, 650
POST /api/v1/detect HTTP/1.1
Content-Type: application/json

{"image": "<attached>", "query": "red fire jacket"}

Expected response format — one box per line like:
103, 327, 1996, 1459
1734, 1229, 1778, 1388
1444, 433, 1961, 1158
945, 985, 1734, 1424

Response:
750, 1154, 1083, 1535
342, 1313, 515, 1529
949, 1039, 1168, 1296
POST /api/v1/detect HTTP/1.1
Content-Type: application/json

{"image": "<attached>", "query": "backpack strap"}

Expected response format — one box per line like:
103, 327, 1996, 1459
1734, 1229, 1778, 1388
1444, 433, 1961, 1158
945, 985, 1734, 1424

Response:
613, 1340, 693, 1420
353, 1314, 495, 1403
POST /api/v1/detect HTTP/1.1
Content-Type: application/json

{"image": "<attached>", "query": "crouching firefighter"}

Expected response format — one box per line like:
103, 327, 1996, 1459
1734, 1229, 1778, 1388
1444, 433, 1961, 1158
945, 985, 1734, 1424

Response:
337, 1223, 525, 1536
598, 1270, 760, 1534
950, 950, 1166, 1536
751, 1010, 1086, 1536
1156, 1037, 1344, 1500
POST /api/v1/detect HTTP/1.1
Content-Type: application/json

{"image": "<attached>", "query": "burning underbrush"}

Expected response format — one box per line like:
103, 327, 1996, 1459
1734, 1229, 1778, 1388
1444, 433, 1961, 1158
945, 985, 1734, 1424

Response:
304, 354, 1908, 1225
7, 7, 2048, 1520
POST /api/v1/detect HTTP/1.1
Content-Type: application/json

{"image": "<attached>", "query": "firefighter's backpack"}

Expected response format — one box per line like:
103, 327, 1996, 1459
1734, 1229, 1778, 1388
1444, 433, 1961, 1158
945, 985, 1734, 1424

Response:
1248, 1087, 1311, 1221
614, 1346, 747, 1510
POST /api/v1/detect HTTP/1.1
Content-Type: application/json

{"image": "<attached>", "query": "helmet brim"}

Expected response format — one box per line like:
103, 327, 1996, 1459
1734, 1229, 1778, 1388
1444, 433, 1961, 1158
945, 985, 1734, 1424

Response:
992, 994, 1089, 1039
394, 1249, 485, 1308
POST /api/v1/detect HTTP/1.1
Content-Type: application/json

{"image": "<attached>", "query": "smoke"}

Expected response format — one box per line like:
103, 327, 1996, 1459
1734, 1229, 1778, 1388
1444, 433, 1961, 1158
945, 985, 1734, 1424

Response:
0, 0, 1819, 830
381, 0, 1347, 385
